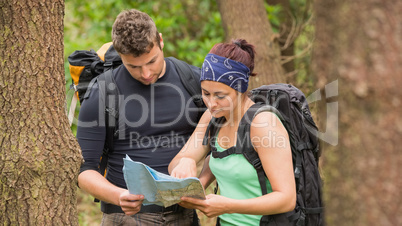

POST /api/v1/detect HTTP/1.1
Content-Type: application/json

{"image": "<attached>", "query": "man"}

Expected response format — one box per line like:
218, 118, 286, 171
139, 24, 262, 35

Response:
77, 9, 202, 225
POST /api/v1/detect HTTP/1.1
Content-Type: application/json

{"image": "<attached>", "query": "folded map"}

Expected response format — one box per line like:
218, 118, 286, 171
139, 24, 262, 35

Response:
123, 155, 206, 207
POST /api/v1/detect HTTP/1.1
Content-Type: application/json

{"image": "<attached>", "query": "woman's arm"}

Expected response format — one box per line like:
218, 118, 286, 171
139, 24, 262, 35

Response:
179, 111, 295, 217
198, 155, 216, 189
240, 111, 296, 214
168, 110, 212, 178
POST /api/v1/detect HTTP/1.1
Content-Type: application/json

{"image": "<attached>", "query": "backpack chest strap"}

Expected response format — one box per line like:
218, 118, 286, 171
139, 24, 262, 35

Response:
211, 146, 237, 159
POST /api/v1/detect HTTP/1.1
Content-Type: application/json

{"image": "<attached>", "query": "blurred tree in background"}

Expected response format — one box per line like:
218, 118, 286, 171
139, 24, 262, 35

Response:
216, 0, 313, 89
313, 0, 402, 225
217, 0, 285, 87
264, 0, 314, 88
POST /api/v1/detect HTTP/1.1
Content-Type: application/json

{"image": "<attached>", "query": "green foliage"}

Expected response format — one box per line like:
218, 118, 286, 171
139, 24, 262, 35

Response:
265, 3, 282, 33
290, 0, 315, 93
64, 0, 224, 84
294, 23, 315, 91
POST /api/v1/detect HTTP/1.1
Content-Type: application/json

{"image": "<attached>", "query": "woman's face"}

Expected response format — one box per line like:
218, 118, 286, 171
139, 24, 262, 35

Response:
201, 80, 241, 118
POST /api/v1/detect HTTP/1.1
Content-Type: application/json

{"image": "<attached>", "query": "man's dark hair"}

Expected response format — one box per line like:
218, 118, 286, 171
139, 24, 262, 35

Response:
112, 9, 161, 57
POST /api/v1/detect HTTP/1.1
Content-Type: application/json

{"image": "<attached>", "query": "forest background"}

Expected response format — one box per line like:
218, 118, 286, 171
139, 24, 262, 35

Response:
1, 0, 400, 225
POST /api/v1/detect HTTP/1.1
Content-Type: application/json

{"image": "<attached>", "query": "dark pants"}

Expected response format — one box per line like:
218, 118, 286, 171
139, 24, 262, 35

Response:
101, 208, 199, 226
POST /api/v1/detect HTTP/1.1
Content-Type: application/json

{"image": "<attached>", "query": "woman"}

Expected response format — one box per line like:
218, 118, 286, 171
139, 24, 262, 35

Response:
168, 39, 295, 225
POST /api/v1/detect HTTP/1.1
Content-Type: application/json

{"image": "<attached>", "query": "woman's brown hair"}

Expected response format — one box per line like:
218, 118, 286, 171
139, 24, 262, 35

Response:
209, 39, 257, 76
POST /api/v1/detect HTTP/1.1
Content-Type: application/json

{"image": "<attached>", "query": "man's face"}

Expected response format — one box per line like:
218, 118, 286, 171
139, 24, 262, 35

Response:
120, 39, 165, 85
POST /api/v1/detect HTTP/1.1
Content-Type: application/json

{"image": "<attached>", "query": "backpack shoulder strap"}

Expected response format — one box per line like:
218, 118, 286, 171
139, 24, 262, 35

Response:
97, 69, 120, 178
237, 103, 268, 196
202, 116, 226, 148
166, 57, 204, 109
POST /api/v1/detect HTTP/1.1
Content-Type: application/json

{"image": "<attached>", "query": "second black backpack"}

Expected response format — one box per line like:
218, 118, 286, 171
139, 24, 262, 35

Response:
204, 83, 324, 226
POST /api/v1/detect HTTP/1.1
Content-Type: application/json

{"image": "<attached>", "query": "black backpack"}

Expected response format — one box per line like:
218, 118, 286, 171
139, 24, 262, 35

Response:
203, 84, 324, 226
68, 43, 206, 179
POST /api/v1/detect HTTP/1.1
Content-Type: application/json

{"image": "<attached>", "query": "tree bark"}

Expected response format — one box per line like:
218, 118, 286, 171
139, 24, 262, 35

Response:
217, 0, 285, 88
313, 0, 402, 225
0, 1, 82, 225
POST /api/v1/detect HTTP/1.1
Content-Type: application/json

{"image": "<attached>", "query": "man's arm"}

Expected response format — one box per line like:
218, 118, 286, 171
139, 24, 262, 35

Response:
78, 170, 124, 205
78, 170, 144, 215
76, 84, 143, 215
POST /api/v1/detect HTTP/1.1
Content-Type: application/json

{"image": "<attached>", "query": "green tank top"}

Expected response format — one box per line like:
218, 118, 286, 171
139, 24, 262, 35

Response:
209, 140, 273, 225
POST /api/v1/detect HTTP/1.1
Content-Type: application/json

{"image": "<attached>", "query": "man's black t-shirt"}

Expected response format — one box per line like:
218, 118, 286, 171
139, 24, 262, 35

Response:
77, 58, 200, 189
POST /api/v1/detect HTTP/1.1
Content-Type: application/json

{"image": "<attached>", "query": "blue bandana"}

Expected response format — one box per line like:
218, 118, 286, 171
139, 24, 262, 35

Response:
201, 53, 250, 93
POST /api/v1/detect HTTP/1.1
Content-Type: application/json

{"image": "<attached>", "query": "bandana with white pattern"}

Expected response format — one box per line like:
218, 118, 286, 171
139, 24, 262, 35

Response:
200, 53, 250, 93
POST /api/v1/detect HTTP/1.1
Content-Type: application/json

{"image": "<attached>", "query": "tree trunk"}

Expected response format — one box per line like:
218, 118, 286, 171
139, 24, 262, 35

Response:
266, 0, 295, 74
313, 0, 402, 225
0, 1, 82, 225
217, 0, 285, 88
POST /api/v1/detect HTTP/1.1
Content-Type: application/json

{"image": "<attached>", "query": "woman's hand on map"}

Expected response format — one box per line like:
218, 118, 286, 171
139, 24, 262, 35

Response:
179, 194, 232, 218
170, 157, 197, 179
